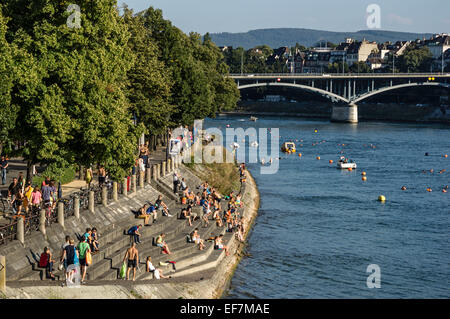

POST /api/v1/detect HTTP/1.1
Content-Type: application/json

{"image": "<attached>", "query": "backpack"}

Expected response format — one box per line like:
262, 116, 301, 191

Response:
39, 253, 49, 268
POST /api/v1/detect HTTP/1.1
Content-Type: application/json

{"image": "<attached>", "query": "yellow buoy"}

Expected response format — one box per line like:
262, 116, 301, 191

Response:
378, 195, 386, 202
329, 160, 333, 164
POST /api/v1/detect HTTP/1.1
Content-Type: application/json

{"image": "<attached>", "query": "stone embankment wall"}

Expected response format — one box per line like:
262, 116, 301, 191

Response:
230, 101, 450, 123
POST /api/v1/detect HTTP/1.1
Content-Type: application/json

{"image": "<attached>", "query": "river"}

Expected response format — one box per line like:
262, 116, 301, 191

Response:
203, 114, 449, 298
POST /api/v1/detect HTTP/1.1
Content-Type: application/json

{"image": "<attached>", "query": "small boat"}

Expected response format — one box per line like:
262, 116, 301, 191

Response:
250, 116, 258, 122
337, 156, 357, 169
250, 141, 258, 147
281, 142, 296, 153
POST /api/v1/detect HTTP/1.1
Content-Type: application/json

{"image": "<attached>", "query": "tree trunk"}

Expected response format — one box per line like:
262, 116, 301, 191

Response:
26, 160, 33, 185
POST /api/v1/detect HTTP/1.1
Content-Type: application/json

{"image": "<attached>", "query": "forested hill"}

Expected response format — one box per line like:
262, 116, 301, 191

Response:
209, 28, 434, 49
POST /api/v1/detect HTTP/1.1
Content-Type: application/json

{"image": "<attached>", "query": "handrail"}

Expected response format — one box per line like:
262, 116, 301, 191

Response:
230, 72, 450, 77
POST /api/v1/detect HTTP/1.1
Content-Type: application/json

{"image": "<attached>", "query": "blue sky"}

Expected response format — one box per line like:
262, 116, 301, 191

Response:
121, 0, 450, 35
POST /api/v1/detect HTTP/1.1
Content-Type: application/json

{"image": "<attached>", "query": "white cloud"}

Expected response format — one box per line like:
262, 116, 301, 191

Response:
387, 13, 413, 26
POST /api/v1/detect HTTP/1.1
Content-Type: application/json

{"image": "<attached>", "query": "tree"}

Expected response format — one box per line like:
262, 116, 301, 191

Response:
326, 62, 349, 73
0, 6, 15, 155
349, 61, 371, 73
123, 7, 173, 136
4, 0, 139, 181
398, 44, 433, 73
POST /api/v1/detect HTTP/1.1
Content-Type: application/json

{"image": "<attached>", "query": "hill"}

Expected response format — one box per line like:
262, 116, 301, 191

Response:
209, 28, 434, 49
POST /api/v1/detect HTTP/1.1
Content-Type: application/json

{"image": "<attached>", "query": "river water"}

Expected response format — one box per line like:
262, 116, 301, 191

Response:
203, 114, 449, 299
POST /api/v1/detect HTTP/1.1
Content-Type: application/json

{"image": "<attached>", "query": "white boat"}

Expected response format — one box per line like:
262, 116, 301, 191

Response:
337, 162, 357, 169
337, 157, 357, 169
250, 141, 258, 147
250, 116, 258, 122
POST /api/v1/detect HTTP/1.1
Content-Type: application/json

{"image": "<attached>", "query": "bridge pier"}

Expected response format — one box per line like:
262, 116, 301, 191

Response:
331, 104, 358, 123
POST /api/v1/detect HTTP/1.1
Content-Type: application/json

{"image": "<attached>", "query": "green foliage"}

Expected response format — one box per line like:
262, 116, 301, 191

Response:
326, 62, 349, 73
397, 44, 433, 72
32, 164, 76, 186
349, 61, 371, 73
0, 6, 17, 154
1, 2, 240, 183
123, 7, 174, 135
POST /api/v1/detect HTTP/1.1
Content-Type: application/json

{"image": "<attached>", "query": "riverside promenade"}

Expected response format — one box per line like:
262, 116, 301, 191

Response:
0, 147, 260, 299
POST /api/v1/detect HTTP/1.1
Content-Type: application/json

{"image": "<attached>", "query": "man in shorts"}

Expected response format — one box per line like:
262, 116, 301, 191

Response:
77, 237, 91, 284
123, 242, 139, 281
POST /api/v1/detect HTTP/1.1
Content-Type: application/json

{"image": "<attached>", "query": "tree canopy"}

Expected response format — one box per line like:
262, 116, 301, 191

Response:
0, 2, 240, 181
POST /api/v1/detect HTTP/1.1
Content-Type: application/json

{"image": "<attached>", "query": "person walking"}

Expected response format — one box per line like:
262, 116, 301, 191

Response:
173, 172, 179, 194
77, 237, 91, 284
0, 156, 8, 185
60, 238, 78, 284
123, 242, 139, 281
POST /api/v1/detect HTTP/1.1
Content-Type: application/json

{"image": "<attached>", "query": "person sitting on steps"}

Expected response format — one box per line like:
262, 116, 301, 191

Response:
155, 233, 171, 254
137, 204, 152, 225
155, 195, 173, 217
146, 256, 171, 279
214, 235, 230, 256
180, 208, 193, 226
190, 229, 205, 250
127, 225, 142, 244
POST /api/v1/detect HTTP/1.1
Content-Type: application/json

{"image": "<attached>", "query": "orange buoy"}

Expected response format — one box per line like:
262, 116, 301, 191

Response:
348, 167, 353, 171
362, 176, 367, 181
401, 186, 407, 191
329, 160, 333, 164
361, 171, 366, 176
444, 154, 448, 158
298, 153, 302, 157
442, 189, 447, 193
316, 156, 321, 160
427, 188, 432, 192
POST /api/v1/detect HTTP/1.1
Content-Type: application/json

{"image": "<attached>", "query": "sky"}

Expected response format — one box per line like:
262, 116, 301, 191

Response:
121, 0, 450, 35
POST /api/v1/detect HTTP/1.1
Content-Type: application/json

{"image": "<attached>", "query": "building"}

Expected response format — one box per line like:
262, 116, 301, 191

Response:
302, 50, 331, 73
424, 34, 450, 59
287, 50, 306, 73
345, 39, 378, 65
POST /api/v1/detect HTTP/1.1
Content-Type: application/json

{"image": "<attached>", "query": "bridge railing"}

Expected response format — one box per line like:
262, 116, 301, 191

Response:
230, 72, 450, 78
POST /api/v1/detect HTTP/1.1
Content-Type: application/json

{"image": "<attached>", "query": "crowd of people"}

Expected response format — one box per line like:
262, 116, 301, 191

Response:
32, 153, 248, 284
6, 173, 59, 219
37, 226, 100, 285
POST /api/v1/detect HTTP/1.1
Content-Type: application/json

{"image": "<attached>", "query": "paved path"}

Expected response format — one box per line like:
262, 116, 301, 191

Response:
0, 145, 169, 222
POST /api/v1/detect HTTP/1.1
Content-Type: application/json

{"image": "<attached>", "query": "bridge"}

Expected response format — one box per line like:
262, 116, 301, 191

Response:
230, 73, 450, 123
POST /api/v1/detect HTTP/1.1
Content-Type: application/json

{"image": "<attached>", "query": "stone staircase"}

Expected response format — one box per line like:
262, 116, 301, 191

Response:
13, 165, 241, 286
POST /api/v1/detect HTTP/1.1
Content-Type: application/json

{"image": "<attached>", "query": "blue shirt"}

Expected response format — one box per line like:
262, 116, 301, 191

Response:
128, 226, 138, 234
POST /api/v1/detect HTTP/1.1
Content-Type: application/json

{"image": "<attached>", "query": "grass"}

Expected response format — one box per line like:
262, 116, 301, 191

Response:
32, 165, 76, 187
129, 289, 143, 299
185, 146, 240, 196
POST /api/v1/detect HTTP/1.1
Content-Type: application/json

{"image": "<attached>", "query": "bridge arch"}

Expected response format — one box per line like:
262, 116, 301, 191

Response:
353, 82, 450, 104
237, 82, 350, 104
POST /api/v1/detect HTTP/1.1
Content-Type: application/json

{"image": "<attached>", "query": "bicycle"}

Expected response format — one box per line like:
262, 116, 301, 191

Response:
0, 193, 12, 215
